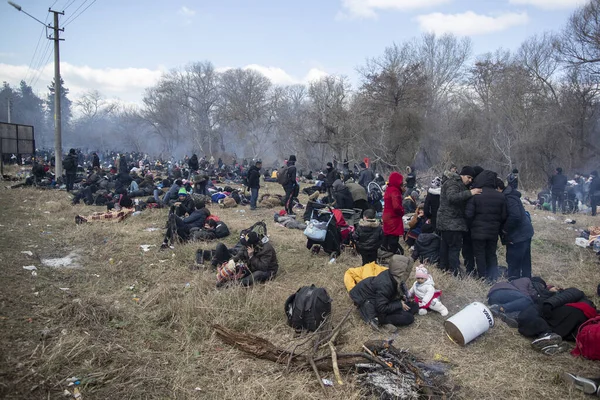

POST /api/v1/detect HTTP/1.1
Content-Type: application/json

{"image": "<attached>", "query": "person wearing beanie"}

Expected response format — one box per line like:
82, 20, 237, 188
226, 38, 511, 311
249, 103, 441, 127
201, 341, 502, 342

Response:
507, 168, 519, 190
465, 170, 507, 282
358, 161, 375, 191
436, 166, 482, 277
473, 166, 484, 178
62, 148, 79, 192
173, 187, 195, 217
325, 161, 340, 202
234, 231, 279, 286
549, 167, 568, 214
408, 266, 448, 316
424, 177, 441, 230
590, 170, 600, 216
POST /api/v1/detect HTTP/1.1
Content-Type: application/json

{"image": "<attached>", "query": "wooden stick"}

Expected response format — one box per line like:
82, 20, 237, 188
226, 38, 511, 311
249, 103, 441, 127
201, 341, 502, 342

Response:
329, 342, 343, 386
309, 356, 326, 392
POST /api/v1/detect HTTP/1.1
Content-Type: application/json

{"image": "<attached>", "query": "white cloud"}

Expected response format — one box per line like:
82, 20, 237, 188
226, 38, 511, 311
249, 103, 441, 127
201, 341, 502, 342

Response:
508, 0, 587, 10
416, 11, 529, 36
0, 62, 328, 105
0, 62, 164, 104
178, 6, 196, 17
337, 0, 451, 19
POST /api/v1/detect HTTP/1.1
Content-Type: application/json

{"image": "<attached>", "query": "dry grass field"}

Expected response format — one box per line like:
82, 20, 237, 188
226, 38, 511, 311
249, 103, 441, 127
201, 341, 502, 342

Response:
0, 176, 599, 399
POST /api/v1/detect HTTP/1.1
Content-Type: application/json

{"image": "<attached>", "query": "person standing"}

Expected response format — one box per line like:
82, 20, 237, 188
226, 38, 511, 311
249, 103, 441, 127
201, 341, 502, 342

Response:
549, 167, 568, 214
247, 159, 262, 211
501, 180, 534, 279
590, 171, 600, 216
507, 168, 519, 190
382, 171, 405, 255
436, 166, 481, 277
63, 148, 78, 192
92, 152, 100, 169
358, 162, 375, 192
281, 155, 297, 215
405, 166, 417, 193
424, 177, 441, 230
325, 162, 340, 202
465, 170, 507, 282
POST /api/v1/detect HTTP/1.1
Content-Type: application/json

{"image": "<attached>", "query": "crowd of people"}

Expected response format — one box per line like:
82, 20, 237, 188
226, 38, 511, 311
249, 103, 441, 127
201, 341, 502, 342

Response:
7, 148, 600, 396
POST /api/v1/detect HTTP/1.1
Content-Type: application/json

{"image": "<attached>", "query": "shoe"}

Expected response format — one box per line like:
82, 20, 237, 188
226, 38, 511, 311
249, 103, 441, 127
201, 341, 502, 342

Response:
418, 308, 428, 316
380, 324, 398, 334
160, 243, 169, 251
541, 342, 570, 355
489, 304, 501, 316
531, 332, 562, 351
500, 312, 519, 329
368, 318, 381, 332
311, 245, 321, 255
562, 373, 600, 395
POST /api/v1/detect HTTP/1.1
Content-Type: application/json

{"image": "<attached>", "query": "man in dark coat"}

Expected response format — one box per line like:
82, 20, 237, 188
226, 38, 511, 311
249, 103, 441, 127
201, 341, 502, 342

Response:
349, 255, 415, 332
507, 168, 519, 190
161, 200, 210, 248
549, 167, 568, 214
92, 152, 100, 169
332, 179, 354, 209
590, 170, 600, 216
188, 154, 199, 172
247, 159, 262, 210
411, 222, 440, 264
358, 162, 375, 191
405, 166, 416, 192
325, 162, 340, 200
236, 232, 279, 286
436, 167, 481, 276
353, 209, 383, 265
465, 170, 507, 282
424, 177, 441, 230
63, 148, 78, 192
282, 155, 297, 215
502, 183, 534, 280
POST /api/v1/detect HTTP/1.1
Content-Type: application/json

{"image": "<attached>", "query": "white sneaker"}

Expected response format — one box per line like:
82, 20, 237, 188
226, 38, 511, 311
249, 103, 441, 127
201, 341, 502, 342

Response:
418, 308, 428, 316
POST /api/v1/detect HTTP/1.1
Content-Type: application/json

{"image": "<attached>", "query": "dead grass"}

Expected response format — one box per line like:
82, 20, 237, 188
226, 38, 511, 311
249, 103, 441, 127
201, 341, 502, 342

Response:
0, 177, 598, 399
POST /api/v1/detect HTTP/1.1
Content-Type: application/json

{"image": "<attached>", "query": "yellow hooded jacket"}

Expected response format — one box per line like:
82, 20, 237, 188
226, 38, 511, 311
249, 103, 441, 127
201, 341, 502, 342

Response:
344, 262, 388, 292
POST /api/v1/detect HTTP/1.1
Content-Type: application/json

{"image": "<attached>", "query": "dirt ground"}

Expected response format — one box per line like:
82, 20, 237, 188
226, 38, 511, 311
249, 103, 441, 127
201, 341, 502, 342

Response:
0, 178, 599, 399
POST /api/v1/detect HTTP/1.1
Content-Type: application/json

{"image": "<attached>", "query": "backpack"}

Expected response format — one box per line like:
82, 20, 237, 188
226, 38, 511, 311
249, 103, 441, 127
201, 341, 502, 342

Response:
63, 157, 74, 171
572, 316, 600, 360
240, 221, 268, 244
284, 285, 332, 332
277, 166, 290, 186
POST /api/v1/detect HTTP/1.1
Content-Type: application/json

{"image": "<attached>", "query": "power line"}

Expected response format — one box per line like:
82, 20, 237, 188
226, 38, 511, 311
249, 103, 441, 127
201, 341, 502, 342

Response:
63, 0, 96, 27
30, 41, 53, 88
23, 25, 47, 84
62, 0, 91, 26
63, 0, 78, 12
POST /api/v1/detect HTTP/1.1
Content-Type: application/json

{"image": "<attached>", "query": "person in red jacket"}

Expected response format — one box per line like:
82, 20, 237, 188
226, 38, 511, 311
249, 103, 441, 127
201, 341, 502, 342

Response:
382, 171, 405, 255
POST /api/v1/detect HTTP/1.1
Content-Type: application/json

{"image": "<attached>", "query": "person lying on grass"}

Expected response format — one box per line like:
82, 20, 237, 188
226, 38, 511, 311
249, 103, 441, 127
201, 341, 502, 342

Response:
215, 232, 279, 287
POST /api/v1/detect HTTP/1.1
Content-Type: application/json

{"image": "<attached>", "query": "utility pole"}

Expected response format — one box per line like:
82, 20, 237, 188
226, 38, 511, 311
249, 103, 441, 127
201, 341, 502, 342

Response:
50, 8, 64, 178
8, 2, 64, 178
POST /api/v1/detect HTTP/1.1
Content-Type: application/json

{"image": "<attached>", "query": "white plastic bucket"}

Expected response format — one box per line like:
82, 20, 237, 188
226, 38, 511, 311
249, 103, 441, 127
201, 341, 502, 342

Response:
444, 302, 494, 346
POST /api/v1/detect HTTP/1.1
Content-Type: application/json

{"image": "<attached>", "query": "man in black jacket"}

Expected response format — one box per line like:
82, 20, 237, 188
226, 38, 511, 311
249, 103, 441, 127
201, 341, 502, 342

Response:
465, 170, 507, 282
349, 255, 416, 333
63, 148, 78, 192
549, 167, 568, 214
161, 200, 210, 248
282, 155, 297, 215
247, 159, 262, 210
331, 179, 354, 209
325, 162, 340, 200
411, 223, 440, 264
92, 152, 100, 169
502, 182, 534, 280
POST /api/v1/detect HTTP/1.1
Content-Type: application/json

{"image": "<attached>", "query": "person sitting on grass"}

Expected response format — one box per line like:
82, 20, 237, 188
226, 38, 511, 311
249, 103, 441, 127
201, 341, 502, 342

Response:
161, 199, 210, 249
172, 187, 195, 217
215, 232, 279, 287
404, 205, 426, 248
353, 208, 383, 266
408, 265, 448, 317
411, 222, 440, 265
348, 255, 417, 333
195, 218, 230, 241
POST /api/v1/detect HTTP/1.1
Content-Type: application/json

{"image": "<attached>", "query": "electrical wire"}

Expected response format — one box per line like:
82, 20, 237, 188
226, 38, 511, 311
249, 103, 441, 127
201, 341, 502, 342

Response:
62, 0, 91, 26
23, 25, 47, 84
63, 0, 96, 27
30, 41, 53, 88
62, 0, 78, 12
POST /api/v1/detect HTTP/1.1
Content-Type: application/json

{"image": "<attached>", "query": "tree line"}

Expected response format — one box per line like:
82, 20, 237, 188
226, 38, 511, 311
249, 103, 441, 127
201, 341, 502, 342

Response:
2, 0, 600, 187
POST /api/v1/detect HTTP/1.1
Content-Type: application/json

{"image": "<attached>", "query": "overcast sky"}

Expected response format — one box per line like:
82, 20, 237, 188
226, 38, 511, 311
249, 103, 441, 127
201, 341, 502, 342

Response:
0, 0, 585, 104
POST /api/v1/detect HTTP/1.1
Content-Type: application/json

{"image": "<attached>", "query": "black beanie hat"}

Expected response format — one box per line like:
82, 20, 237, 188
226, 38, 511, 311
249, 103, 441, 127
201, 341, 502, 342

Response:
289, 155, 297, 162
473, 166, 484, 177
459, 166, 475, 177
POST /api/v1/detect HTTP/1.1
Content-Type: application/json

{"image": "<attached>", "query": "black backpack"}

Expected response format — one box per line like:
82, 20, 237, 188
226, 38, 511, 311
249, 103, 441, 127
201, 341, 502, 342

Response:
240, 221, 268, 243
277, 166, 290, 186
285, 285, 332, 332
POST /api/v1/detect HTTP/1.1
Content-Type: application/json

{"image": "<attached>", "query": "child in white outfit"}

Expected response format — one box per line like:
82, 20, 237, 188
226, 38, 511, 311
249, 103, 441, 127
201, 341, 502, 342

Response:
408, 266, 448, 316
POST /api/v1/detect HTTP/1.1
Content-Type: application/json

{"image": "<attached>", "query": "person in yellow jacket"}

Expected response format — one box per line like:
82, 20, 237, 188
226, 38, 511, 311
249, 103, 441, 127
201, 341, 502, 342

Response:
344, 262, 388, 292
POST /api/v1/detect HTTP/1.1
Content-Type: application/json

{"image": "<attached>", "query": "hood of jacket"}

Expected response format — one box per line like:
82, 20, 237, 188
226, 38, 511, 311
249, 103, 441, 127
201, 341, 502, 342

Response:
428, 187, 441, 195
417, 232, 438, 246
388, 171, 404, 190
332, 179, 345, 191
359, 219, 380, 228
472, 170, 497, 189
388, 254, 410, 284
503, 185, 521, 199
